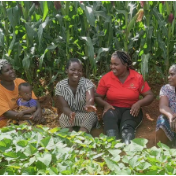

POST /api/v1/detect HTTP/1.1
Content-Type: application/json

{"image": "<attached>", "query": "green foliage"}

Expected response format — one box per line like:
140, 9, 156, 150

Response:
0, 1, 176, 96
0, 124, 176, 175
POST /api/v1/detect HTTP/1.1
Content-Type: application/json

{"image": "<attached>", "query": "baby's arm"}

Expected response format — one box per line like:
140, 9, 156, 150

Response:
16, 106, 37, 118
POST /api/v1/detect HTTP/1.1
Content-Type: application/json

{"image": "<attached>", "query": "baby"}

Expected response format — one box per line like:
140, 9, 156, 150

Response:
15, 82, 37, 120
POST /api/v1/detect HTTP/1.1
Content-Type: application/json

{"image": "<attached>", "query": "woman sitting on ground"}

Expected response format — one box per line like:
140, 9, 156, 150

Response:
55, 58, 98, 133
95, 51, 154, 144
0, 59, 45, 128
156, 64, 176, 147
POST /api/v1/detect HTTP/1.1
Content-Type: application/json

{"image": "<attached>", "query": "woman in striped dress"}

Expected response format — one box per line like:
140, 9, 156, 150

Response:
55, 58, 97, 133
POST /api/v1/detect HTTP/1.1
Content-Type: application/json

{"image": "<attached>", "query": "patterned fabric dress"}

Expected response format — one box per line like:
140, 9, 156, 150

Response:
55, 77, 97, 132
156, 84, 176, 141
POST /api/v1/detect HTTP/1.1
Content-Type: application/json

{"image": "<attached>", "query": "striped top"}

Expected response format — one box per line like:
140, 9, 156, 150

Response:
55, 77, 95, 112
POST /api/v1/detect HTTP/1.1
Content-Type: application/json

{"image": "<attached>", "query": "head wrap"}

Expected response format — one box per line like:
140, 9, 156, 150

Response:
0, 59, 10, 71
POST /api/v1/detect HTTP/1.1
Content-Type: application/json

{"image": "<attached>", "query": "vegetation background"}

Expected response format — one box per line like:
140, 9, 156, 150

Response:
0, 1, 175, 96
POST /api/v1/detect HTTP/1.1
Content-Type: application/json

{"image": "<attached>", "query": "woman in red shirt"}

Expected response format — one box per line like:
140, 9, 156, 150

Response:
95, 51, 154, 144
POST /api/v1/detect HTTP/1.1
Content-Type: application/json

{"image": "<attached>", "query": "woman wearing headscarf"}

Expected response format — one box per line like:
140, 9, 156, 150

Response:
156, 64, 176, 147
95, 51, 155, 144
0, 59, 45, 127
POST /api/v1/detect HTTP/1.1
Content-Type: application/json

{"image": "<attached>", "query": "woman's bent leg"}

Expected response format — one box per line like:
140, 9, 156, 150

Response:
103, 108, 121, 139
156, 115, 175, 147
155, 128, 171, 146
120, 109, 143, 144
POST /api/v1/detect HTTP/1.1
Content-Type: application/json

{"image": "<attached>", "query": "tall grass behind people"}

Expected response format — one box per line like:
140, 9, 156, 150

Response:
0, 59, 45, 128
55, 58, 98, 133
95, 51, 155, 144
156, 64, 176, 147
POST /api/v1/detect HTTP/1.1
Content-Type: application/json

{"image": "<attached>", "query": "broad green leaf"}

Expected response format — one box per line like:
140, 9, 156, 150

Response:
47, 167, 58, 175
25, 23, 36, 43
22, 53, 30, 70
0, 29, 4, 47
7, 5, 19, 29
141, 54, 150, 80
114, 143, 125, 148
8, 32, 16, 56
41, 1, 49, 21
80, 36, 95, 69
49, 127, 60, 133
157, 141, 170, 150
24, 144, 37, 156
17, 140, 28, 147
40, 136, 54, 149
3, 151, 18, 158
104, 157, 120, 173
131, 138, 148, 147
84, 6, 95, 26
37, 153, 52, 166
128, 155, 140, 168
38, 17, 50, 48
21, 166, 36, 175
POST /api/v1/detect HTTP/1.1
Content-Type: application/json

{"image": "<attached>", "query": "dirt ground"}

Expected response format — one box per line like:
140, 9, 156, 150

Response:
40, 83, 161, 148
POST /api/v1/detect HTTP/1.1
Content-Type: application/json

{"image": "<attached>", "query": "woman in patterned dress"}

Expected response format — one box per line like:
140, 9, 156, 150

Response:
156, 64, 176, 147
55, 58, 97, 133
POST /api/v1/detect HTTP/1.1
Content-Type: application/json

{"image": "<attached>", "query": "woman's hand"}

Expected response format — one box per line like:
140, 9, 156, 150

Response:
168, 113, 176, 132
130, 102, 141, 117
103, 104, 115, 115
32, 109, 45, 123
84, 105, 97, 112
69, 112, 76, 125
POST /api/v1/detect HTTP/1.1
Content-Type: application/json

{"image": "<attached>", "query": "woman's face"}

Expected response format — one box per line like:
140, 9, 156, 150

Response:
168, 68, 176, 86
0, 64, 16, 81
110, 56, 127, 77
67, 62, 83, 82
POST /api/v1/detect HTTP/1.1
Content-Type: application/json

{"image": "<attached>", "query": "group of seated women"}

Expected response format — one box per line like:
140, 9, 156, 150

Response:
0, 50, 176, 147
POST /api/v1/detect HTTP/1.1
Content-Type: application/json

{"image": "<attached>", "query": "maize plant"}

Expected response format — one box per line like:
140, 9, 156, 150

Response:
0, 1, 175, 96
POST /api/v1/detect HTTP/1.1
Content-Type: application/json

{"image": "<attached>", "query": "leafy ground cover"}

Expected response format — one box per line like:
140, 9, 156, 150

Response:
0, 124, 176, 175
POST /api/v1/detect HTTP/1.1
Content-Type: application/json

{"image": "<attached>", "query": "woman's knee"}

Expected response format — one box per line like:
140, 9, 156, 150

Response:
103, 108, 118, 121
155, 128, 170, 146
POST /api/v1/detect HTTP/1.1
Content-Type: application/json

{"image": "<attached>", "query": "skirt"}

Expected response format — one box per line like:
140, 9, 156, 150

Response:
59, 111, 98, 132
156, 115, 176, 141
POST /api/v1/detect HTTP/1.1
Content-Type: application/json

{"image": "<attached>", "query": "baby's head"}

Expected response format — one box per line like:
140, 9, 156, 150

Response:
18, 82, 32, 101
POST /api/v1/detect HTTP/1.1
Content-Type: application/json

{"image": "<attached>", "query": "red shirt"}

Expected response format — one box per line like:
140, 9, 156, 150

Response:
96, 69, 150, 108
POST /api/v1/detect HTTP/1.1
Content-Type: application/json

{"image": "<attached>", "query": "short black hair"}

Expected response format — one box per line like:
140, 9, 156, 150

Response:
65, 58, 83, 70
18, 82, 32, 91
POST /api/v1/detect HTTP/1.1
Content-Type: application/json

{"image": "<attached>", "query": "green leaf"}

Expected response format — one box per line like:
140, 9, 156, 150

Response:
0, 30, 4, 47
47, 167, 58, 175
41, 1, 49, 21
22, 53, 31, 70
3, 151, 18, 158
40, 136, 51, 148
38, 17, 50, 48
17, 140, 28, 147
24, 144, 37, 156
37, 153, 52, 166
141, 54, 149, 80
128, 155, 140, 168
104, 157, 120, 173
7, 5, 19, 29
25, 23, 37, 43
131, 138, 148, 147
21, 166, 36, 175
157, 141, 170, 150
84, 6, 95, 26
8, 31, 16, 56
